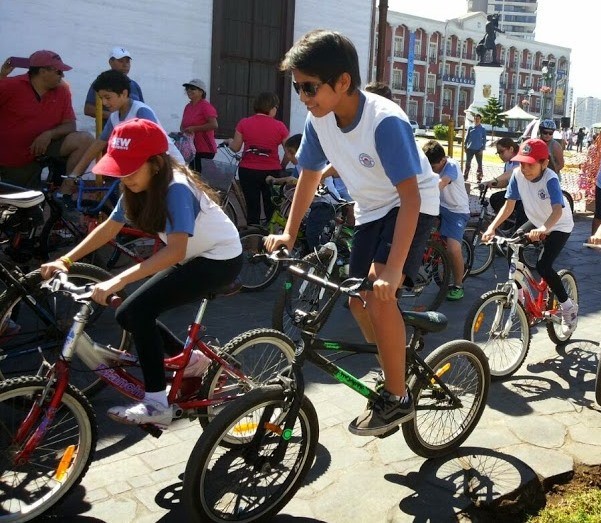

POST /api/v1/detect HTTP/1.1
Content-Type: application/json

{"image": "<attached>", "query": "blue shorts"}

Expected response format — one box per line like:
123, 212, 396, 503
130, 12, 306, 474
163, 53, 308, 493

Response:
440, 206, 469, 242
349, 208, 436, 287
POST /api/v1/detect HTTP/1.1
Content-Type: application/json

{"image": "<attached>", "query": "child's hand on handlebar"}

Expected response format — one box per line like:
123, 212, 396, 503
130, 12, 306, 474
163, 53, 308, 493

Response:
264, 233, 294, 254
526, 227, 547, 242
40, 260, 70, 280
481, 228, 495, 243
91, 278, 125, 306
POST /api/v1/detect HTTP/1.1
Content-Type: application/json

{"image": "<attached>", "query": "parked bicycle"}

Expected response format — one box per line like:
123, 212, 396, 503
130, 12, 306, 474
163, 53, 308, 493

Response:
0, 271, 295, 521
464, 234, 578, 380
182, 250, 490, 521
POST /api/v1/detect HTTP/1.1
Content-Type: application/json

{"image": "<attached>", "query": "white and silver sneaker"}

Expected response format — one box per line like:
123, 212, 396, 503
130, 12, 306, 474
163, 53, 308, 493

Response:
560, 303, 578, 336
107, 400, 172, 428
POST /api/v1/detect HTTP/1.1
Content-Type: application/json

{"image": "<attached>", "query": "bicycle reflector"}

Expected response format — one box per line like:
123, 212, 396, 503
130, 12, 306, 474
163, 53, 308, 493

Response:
431, 363, 451, 385
54, 444, 76, 482
474, 312, 485, 332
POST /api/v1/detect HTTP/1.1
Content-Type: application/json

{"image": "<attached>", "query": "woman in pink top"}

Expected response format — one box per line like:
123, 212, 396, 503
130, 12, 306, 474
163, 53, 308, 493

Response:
180, 79, 218, 174
227, 92, 288, 225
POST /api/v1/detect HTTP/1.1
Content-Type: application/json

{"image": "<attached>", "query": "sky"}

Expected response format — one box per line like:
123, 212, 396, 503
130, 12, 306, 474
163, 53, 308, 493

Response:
388, 0, 597, 100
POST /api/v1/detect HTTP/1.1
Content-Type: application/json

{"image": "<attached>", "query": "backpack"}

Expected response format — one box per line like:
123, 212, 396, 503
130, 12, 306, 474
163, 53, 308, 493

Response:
168, 132, 196, 163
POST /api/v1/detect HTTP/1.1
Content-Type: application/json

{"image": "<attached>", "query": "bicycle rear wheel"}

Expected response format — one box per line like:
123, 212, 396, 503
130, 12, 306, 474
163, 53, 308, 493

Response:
402, 340, 490, 458
463, 226, 494, 276
546, 269, 579, 344
0, 263, 132, 396
0, 375, 97, 522
399, 239, 450, 312
106, 234, 161, 270
183, 385, 318, 522
463, 289, 531, 379
198, 329, 296, 445
238, 228, 280, 292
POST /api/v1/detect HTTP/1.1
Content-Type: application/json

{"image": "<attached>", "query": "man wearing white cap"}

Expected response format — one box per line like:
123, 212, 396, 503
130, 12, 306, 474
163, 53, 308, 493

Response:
84, 46, 144, 121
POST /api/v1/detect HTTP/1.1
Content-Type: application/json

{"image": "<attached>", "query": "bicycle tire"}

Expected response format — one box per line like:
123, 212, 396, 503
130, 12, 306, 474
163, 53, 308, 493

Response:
463, 226, 494, 276
272, 249, 335, 344
106, 234, 161, 270
223, 201, 238, 229
463, 289, 531, 379
0, 375, 97, 522
546, 269, 579, 344
183, 385, 318, 522
461, 235, 472, 280
402, 340, 490, 458
198, 329, 296, 446
596, 354, 601, 406
231, 179, 248, 222
0, 263, 132, 396
238, 228, 280, 292
399, 239, 450, 312
562, 190, 574, 214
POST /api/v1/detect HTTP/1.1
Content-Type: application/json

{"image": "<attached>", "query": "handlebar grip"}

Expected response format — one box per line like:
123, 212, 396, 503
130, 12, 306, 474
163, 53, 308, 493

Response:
107, 295, 123, 308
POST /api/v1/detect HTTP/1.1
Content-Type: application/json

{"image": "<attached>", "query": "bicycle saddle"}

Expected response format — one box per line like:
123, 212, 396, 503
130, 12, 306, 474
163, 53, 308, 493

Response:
0, 190, 45, 208
402, 310, 448, 334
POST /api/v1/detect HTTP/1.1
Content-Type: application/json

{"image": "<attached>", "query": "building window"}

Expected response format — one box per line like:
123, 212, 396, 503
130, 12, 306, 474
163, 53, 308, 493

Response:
429, 42, 437, 62
445, 38, 452, 55
444, 63, 451, 76
459, 65, 466, 78
462, 40, 468, 58
427, 73, 436, 94
394, 36, 404, 58
408, 100, 418, 120
392, 69, 403, 90
443, 88, 452, 106
500, 48, 506, 63
413, 71, 420, 91
415, 35, 422, 58
426, 101, 434, 118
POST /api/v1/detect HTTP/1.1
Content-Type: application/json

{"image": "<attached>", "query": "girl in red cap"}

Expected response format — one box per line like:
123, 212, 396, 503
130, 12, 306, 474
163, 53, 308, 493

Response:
41, 118, 242, 428
482, 138, 577, 336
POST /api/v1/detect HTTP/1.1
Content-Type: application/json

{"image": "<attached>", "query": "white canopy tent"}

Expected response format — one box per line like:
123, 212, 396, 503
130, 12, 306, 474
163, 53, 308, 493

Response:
500, 105, 537, 120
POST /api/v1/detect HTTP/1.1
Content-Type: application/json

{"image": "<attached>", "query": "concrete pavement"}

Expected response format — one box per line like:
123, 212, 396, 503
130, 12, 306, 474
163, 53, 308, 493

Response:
43, 213, 601, 522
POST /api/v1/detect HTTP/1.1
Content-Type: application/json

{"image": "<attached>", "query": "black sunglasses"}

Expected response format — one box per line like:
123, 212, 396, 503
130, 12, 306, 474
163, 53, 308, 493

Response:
292, 77, 332, 97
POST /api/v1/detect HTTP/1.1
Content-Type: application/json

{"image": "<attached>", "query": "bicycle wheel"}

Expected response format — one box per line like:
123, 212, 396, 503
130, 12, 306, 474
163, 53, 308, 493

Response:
272, 249, 335, 344
463, 226, 494, 276
199, 329, 296, 445
463, 289, 531, 379
546, 269, 579, 344
596, 355, 601, 406
223, 201, 238, 229
238, 228, 280, 292
183, 385, 318, 522
562, 190, 574, 214
402, 340, 490, 459
461, 235, 472, 280
106, 234, 161, 270
399, 239, 450, 312
0, 263, 132, 396
0, 375, 97, 522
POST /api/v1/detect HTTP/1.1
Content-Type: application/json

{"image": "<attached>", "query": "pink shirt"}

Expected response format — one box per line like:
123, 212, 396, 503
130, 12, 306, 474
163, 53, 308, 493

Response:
236, 114, 288, 170
181, 99, 218, 154
0, 75, 76, 167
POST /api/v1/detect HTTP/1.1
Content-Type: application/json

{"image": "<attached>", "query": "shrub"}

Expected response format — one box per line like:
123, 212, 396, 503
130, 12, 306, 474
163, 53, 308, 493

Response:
433, 124, 449, 140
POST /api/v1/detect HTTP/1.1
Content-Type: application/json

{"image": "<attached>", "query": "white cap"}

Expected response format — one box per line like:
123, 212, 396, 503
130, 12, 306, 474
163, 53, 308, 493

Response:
110, 47, 132, 60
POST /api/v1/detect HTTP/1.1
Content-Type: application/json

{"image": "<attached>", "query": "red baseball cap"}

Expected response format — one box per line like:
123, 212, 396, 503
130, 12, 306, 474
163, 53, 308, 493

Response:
93, 119, 169, 177
28, 50, 72, 71
511, 138, 549, 164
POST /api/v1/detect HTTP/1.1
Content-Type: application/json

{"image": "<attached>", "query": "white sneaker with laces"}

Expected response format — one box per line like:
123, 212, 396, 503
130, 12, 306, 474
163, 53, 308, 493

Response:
560, 303, 578, 336
183, 349, 212, 378
107, 400, 172, 428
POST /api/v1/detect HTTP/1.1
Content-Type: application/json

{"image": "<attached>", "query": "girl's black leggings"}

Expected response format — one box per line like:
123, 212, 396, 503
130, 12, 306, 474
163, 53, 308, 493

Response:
518, 221, 570, 302
115, 254, 242, 392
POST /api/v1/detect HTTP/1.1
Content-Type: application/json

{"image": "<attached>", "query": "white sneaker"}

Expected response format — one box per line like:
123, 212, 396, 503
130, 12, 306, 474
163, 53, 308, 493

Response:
107, 400, 172, 428
183, 349, 212, 378
560, 303, 578, 336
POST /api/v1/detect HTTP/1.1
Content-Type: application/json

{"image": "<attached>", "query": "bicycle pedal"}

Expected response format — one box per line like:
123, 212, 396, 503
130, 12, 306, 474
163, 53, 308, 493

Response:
375, 426, 399, 439
139, 423, 163, 438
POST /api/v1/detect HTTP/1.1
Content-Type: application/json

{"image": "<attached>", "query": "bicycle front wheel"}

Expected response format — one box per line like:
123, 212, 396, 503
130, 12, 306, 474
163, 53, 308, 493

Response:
399, 239, 450, 312
402, 340, 490, 458
0, 375, 97, 522
463, 290, 531, 379
198, 329, 296, 444
183, 385, 318, 522
238, 228, 279, 292
546, 269, 579, 344
596, 356, 601, 406
463, 226, 494, 276
0, 263, 132, 396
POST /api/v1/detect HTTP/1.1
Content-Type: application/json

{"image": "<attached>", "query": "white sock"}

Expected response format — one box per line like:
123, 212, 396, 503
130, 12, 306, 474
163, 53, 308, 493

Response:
145, 390, 168, 409
560, 298, 574, 310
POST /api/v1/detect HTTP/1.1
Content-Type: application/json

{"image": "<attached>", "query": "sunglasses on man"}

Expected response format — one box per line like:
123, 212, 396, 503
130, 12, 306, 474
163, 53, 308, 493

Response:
292, 77, 333, 97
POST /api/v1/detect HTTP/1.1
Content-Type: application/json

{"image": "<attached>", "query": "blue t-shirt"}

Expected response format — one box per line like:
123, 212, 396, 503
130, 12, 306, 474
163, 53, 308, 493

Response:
100, 105, 157, 141
85, 78, 144, 107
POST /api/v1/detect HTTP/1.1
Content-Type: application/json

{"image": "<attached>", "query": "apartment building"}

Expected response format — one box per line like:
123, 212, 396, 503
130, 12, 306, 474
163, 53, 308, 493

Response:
468, 0, 538, 40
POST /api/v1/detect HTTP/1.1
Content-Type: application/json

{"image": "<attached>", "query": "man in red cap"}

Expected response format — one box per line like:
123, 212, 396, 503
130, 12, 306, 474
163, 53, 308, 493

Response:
0, 50, 93, 188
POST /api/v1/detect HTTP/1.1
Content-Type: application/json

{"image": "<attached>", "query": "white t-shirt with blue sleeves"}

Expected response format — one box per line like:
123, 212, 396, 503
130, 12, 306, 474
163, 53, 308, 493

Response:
109, 170, 241, 260
506, 167, 573, 233
297, 91, 439, 224
439, 157, 470, 214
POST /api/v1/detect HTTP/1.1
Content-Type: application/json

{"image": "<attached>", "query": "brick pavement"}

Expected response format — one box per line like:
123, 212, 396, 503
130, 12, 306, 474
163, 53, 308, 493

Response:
42, 212, 601, 522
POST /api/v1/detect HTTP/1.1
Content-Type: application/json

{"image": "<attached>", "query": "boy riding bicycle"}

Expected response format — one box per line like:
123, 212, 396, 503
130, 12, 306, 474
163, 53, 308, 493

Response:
265, 30, 439, 436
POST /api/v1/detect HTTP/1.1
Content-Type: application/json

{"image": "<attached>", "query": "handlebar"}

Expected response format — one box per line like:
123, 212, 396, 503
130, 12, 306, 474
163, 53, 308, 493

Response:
584, 242, 601, 250
42, 272, 122, 308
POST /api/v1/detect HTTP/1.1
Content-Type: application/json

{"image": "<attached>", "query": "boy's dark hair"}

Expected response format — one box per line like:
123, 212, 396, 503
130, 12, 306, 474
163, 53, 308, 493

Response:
285, 134, 302, 151
496, 137, 519, 152
253, 91, 279, 115
365, 81, 392, 100
422, 140, 446, 165
280, 30, 361, 94
92, 69, 131, 96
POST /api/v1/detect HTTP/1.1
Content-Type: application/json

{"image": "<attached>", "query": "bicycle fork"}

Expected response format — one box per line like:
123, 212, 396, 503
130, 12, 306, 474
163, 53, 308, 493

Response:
492, 282, 520, 337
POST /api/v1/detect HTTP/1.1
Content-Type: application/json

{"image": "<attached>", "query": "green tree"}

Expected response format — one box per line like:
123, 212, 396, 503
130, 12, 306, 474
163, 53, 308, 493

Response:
479, 97, 506, 139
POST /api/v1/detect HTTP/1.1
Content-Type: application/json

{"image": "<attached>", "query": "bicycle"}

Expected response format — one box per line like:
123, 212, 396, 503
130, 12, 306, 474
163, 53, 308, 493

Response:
182, 250, 491, 521
463, 234, 578, 380
0, 271, 295, 522
583, 241, 601, 406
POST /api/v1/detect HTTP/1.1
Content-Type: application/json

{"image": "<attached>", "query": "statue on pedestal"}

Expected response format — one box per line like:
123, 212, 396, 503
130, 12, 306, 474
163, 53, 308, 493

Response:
476, 14, 504, 66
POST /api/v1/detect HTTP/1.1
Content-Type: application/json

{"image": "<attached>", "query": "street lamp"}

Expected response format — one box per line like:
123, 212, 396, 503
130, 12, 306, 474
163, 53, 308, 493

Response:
540, 59, 556, 119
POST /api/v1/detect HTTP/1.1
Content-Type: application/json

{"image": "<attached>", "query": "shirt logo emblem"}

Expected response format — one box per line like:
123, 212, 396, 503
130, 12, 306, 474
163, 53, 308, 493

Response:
538, 189, 547, 200
359, 153, 375, 168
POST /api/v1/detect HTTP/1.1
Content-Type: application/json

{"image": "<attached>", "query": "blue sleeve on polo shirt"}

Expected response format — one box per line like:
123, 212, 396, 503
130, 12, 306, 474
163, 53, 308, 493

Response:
135, 106, 158, 123
297, 118, 328, 171
109, 196, 126, 223
506, 174, 521, 200
130, 80, 144, 102
100, 119, 114, 142
85, 85, 96, 106
374, 116, 421, 185
441, 159, 460, 182
165, 183, 200, 236
547, 177, 564, 206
